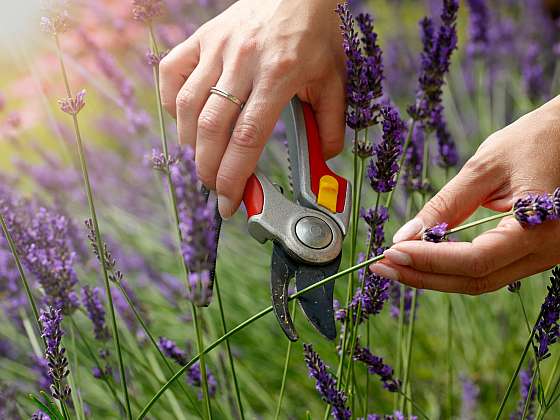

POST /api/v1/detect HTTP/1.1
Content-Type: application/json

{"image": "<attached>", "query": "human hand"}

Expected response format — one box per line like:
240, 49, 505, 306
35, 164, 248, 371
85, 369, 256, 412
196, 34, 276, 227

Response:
371, 95, 560, 294
159, 0, 346, 218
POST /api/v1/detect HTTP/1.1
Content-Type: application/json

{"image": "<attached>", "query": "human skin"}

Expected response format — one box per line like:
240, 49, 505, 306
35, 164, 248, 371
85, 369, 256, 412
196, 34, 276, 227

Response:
371, 95, 560, 295
160, 1, 560, 294
159, 0, 346, 219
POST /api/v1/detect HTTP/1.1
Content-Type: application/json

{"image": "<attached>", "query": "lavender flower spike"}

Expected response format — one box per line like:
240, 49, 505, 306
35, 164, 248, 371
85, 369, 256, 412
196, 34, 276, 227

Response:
304, 344, 351, 420
170, 147, 218, 306
510, 363, 536, 420
367, 105, 407, 193
40, 306, 71, 401
82, 286, 109, 341
460, 374, 479, 420
353, 341, 400, 392
58, 89, 86, 116
466, 0, 489, 57
422, 222, 448, 243
159, 336, 187, 366
40, 0, 70, 35
533, 267, 560, 361
32, 411, 51, 420
514, 193, 556, 227
132, 0, 164, 23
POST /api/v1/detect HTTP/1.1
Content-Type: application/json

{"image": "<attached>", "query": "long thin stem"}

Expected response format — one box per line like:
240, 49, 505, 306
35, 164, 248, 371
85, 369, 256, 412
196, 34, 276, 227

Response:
214, 275, 245, 420
147, 24, 212, 419
137, 210, 525, 418
115, 282, 201, 416
446, 295, 453, 417
447, 211, 513, 236
54, 34, 132, 419
274, 301, 297, 420
536, 355, 560, 419
0, 213, 41, 331
521, 367, 538, 420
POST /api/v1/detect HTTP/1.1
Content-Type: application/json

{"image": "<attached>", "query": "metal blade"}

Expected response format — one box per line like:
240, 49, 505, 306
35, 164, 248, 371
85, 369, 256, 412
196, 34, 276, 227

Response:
295, 253, 341, 341
270, 244, 299, 341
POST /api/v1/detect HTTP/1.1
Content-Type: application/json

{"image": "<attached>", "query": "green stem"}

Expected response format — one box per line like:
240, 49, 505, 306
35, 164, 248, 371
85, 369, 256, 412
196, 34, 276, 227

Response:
446, 211, 513, 236
521, 367, 538, 420
536, 355, 560, 419
115, 282, 201, 416
0, 213, 41, 331
274, 301, 297, 420
136, 208, 525, 418
447, 296, 453, 417
147, 24, 212, 419
54, 34, 132, 420
214, 276, 245, 420
494, 307, 542, 420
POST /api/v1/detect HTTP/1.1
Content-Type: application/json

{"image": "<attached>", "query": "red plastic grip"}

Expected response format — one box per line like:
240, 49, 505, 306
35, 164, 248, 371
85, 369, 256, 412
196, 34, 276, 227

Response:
242, 174, 264, 218
301, 103, 348, 214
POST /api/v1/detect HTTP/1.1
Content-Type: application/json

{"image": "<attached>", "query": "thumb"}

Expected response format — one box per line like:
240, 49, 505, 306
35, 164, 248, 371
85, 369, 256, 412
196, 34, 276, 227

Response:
392, 157, 502, 243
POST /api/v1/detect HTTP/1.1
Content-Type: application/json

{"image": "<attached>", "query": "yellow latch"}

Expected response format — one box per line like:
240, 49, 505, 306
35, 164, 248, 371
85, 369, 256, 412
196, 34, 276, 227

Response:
317, 175, 338, 213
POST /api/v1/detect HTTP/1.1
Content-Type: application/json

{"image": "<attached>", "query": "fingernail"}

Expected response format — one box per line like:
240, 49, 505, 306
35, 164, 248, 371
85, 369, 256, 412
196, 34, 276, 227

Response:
383, 249, 412, 266
393, 218, 423, 243
218, 195, 234, 220
369, 263, 400, 282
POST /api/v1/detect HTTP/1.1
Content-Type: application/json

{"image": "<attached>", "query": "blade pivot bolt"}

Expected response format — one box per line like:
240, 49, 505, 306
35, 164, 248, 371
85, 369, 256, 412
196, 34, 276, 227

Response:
295, 216, 333, 250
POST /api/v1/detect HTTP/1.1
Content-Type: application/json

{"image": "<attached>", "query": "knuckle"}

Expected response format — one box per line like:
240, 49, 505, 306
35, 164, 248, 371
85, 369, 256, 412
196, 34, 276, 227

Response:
176, 89, 194, 113
236, 36, 258, 58
197, 109, 222, 138
231, 117, 263, 150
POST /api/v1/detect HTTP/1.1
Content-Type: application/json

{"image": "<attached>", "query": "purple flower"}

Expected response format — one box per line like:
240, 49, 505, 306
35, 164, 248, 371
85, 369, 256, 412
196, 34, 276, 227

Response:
422, 222, 448, 243
402, 124, 429, 193
522, 43, 545, 102
169, 147, 218, 306
15, 207, 79, 313
389, 284, 419, 324
146, 50, 168, 66
58, 89, 86, 116
40, 0, 70, 35
367, 105, 407, 193
466, 0, 489, 57
336, 4, 384, 130
552, 187, 560, 218
187, 361, 218, 400
82, 286, 109, 341
353, 136, 374, 158
431, 105, 458, 168
408, 0, 459, 125
460, 374, 479, 420
333, 299, 347, 322
514, 193, 556, 227
132, 0, 165, 22
353, 341, 400, 392
510, 363, 536, 419
533, 267, 560, 361
507, 281, 522, 293
361, 206, 389, 257
159, 336, 188, 366
40, 306, 71, 401
303, 343, 351, 420
32, 410, 51, 420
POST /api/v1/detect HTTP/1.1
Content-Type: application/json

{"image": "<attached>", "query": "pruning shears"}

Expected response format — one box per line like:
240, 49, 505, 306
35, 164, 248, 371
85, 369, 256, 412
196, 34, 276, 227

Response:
242, 97, 352, 341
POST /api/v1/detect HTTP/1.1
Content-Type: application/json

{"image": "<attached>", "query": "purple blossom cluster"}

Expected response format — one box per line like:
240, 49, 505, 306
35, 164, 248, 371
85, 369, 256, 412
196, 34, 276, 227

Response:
82, 286, 109, 341
422, 222, 448, 243
58, 89, 87, 116
460, 374, 479, 420
353, 341, 400, 392
168, 147, 218, 307
361, 206, 389, 257
132, 0, 165, 23
389, 284, 419, 325
533, 267, 560, 361
158, 336, 217, 399
510, 363, 536, 420
303, 344, 351, 420
367, 106, 407, 193
40, 306, 71, 401
514, 190, 560, 227
336, 3, 384, 130
465, 0, 489, 57
402, 124, 429, 193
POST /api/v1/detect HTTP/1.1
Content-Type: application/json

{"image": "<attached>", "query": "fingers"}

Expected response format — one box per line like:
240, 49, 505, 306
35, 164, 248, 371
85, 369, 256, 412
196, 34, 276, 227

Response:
176, 53, 223, 149
370, 253, 552, 295
194, 62, 253, 190
384, 217, 534, 277
309, 76, 346, 159
392, 154, 504, 243
160, 36, 201, 117
215, 82, 292, 218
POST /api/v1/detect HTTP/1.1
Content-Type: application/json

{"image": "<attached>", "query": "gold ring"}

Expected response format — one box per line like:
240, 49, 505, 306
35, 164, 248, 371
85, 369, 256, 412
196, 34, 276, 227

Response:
209, 86, 245, 110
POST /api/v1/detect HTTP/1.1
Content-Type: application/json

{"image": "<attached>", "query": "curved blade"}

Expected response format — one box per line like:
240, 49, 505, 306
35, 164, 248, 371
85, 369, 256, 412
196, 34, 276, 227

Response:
295, 253, 341, 341
270, 244, 299, 341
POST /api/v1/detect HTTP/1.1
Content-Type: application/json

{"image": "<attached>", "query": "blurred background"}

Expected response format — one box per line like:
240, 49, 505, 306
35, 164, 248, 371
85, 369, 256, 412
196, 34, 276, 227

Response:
1, 0, 560, 418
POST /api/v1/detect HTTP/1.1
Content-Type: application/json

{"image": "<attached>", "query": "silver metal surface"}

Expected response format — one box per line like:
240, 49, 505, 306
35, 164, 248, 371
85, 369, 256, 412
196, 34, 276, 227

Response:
295, 217, 332, 250
209, 86, 245, 109
247, 172, 342, 265
282, 98, 352, 235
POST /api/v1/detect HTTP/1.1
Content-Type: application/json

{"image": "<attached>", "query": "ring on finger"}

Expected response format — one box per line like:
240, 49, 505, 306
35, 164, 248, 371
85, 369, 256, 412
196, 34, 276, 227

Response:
209, 86, 245, 110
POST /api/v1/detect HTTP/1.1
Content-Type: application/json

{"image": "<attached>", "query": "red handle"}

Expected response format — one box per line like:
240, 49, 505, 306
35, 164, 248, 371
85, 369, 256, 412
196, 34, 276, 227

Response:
243, 174, 264, 219
301, 103, 348, 214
